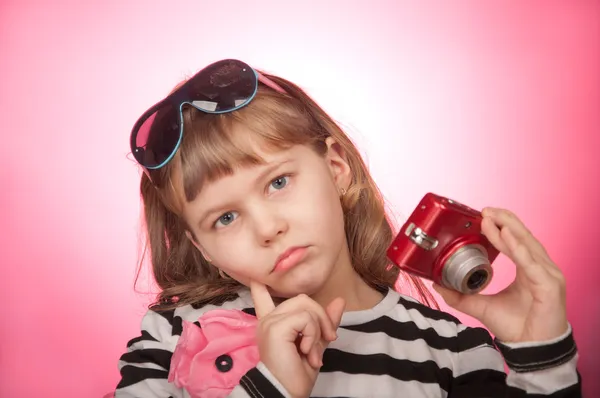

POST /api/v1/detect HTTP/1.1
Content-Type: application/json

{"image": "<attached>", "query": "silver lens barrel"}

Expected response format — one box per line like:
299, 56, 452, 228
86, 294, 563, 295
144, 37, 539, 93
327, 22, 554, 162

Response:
442, 244, 493, 294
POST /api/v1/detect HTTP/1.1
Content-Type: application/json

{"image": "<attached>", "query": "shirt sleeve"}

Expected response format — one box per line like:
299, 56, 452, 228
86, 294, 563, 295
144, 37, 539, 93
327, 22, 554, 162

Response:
114, 309, 185, 398
114, 309, 291, 398
228, 363, 292, 398
449, 323, 582, 398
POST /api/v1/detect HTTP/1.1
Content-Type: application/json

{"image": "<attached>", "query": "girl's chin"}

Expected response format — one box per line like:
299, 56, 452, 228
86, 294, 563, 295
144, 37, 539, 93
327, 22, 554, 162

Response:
266, 283, 323, 301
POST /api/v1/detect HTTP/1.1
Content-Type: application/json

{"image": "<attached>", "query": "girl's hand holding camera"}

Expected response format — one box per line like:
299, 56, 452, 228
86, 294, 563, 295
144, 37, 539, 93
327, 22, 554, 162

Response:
434, 207, 569, 343
250, 281, 346, 398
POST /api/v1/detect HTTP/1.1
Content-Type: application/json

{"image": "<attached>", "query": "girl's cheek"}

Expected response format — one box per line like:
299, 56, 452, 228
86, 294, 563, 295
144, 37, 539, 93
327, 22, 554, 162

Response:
224, 268, 252, 286
233, 275, 251, 287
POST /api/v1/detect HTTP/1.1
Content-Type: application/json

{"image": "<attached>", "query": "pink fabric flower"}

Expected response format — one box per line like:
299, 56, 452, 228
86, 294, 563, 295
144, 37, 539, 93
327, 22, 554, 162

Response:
168, 309, 260, 398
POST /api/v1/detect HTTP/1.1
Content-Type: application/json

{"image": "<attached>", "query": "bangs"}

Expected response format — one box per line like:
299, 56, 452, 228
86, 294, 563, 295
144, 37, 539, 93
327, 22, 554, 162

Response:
172, 90, 325, 203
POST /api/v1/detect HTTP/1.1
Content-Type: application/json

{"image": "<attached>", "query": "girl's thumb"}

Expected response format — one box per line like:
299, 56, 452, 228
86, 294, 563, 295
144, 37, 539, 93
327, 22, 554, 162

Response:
432, 283, 489, 321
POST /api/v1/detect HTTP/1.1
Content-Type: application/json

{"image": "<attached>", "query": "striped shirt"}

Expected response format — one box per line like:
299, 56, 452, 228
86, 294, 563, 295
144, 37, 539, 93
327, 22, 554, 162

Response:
115, 288, 582, 397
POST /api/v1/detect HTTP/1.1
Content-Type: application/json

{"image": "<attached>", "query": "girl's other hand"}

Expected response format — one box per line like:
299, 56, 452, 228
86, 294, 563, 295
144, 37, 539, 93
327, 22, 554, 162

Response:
434, 207, 569, 344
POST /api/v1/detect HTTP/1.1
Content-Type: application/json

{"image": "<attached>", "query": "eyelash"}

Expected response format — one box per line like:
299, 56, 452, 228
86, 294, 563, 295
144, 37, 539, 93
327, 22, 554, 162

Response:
212, 174, 293, 229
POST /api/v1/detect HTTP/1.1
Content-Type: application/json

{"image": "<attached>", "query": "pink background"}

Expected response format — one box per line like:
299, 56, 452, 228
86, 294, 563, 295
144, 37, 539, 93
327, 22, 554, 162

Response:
1, 1, 598, 396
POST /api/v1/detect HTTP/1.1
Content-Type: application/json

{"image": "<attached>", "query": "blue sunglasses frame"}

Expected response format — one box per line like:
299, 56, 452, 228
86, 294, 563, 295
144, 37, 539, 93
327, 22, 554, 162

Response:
129, 59, 286, 171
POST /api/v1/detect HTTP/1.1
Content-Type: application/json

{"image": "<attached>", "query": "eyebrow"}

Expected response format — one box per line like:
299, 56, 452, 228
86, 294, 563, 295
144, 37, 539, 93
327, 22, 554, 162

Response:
197, 159, 294, 226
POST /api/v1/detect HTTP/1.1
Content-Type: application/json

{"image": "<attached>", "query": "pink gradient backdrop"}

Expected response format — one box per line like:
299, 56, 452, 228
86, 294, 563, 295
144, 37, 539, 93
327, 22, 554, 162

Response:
1, 1, 598, 396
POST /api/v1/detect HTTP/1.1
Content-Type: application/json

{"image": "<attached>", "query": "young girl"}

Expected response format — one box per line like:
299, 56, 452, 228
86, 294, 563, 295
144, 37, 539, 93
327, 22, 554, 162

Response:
115, 59, 581, 397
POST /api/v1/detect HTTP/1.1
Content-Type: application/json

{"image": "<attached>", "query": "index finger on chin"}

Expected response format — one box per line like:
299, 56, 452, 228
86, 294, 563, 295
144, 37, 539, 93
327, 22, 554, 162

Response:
250, 280, 276, 319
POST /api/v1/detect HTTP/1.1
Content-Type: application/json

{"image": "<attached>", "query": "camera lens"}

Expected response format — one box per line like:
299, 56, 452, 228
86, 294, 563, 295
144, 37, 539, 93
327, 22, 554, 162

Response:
442, 244, 493, 294
466, 270, 488, 290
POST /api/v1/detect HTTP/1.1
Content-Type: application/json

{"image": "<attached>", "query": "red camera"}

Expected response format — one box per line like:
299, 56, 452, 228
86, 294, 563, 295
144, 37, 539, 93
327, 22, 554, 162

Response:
387, 193, 500, 294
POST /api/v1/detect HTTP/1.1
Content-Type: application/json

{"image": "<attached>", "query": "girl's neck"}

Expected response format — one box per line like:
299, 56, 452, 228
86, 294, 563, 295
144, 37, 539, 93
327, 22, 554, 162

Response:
310, 246, 385, 312
314, 273, 384, 312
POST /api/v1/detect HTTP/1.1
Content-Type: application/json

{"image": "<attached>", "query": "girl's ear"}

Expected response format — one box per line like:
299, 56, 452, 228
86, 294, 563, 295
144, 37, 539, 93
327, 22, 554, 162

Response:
185, 230, 212, 262
324, 137, 352, 191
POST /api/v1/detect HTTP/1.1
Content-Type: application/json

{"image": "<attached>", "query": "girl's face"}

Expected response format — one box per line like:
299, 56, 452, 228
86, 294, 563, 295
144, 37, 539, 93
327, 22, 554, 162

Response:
182, 133, 352, 298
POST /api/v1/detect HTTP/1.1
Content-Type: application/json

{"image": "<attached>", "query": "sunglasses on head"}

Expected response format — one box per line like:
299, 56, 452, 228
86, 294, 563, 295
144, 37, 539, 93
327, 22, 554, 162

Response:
129, 59, 287, 171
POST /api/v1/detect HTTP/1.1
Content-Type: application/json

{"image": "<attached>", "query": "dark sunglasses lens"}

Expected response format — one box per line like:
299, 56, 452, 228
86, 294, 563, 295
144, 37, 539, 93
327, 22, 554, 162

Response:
185, 60, 257, 112
132, 102, 181, 168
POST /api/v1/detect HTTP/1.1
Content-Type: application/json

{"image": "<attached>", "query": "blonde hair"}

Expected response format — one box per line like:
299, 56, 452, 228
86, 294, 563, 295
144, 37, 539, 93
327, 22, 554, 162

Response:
136, 71, 438, 310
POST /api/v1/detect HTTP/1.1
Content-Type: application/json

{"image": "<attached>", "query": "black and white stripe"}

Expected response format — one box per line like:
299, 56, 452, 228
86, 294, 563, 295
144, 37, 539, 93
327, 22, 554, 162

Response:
114, 288, 581, 398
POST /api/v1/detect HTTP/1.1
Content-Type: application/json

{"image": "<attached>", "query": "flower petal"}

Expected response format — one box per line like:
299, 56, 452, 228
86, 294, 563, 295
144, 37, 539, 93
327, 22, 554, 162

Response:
168, 321, 207, 386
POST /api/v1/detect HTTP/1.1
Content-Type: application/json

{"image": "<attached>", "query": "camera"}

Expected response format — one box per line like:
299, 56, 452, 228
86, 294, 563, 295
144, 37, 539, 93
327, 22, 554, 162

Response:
387, 193, 500, 294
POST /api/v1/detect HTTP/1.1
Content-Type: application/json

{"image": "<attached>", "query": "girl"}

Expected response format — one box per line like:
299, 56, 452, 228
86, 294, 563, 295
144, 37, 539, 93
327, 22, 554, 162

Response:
115, 59, 581, 397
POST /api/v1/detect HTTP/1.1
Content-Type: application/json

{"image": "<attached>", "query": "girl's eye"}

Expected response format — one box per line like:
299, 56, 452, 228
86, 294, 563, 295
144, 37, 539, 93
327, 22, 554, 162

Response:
214, 211, 238, 229
212, 176, 290, 229
268, 175, 289, 193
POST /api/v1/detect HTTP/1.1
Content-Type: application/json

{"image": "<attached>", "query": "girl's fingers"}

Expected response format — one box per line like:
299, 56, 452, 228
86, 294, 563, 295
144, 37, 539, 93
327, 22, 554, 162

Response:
257, 293, 345, 372
298, 311, 321, 355
308, 341, 325, 369
267, 310, 324, 370
272, 294, 338, 341
480, 216, 510, 255
482, 208, 554, 267
250, 280, 276, 319
500, 226, 551, 287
